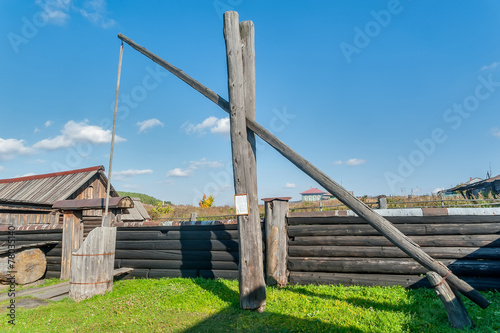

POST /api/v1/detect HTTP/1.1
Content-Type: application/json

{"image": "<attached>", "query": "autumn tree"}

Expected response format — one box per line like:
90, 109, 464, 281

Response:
199, 194, 215, 208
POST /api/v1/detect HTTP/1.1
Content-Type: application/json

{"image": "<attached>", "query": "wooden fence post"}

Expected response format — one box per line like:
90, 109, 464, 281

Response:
378, 195, 387, 209
190, 212, 197, 222
263, 197, 290, 287
224, 11, 266, 312
426, 271, 473, 329
61, 210, 82, 280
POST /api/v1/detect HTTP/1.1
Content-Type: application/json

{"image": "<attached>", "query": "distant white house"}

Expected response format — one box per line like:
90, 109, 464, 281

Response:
300, 188, 333, 202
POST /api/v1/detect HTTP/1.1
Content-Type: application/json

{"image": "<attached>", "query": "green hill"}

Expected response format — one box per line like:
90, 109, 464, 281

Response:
117, 191, 169, 205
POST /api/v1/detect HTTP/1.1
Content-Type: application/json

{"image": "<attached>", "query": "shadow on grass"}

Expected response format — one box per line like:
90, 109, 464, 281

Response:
184, 278, 365, 333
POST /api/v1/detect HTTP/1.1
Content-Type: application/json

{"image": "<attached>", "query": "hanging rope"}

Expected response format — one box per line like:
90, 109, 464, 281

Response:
103, 42, 124, 225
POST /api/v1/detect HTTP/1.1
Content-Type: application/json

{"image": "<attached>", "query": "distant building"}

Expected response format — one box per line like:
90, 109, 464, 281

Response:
300, 188, 333, 202
439, 175, 500, 198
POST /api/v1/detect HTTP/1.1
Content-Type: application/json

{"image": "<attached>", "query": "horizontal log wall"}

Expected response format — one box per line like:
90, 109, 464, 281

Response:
0, 228, 62, 279
114, 224, 247, 280
287, 213, 500, 290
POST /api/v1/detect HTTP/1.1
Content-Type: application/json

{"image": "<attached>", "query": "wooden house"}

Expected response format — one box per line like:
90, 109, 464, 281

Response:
0, 166, 150, 229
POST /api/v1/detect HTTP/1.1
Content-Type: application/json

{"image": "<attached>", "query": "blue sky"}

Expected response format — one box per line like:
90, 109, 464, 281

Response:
1, 0, 499, 205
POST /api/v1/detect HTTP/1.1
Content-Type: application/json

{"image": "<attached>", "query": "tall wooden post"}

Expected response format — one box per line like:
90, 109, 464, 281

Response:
61, 210, 82, 279
224, 11, 266, 311
263, 197, 290, 287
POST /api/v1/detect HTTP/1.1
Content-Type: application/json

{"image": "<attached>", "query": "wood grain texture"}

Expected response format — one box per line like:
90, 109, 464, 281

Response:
61, 211, 82, 279
224, 11, 266, 311
265, 199, 289, 287
69, 226, 116, 301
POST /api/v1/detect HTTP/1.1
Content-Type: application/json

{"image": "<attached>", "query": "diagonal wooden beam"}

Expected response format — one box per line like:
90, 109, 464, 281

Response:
116, 33, 490, 309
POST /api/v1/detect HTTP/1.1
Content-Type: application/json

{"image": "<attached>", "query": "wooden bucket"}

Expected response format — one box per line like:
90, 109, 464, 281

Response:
69, 226, 116, 301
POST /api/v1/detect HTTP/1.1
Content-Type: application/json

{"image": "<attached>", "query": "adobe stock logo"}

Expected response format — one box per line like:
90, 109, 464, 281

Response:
384, 74, 500, 192
339, 0, 410, 64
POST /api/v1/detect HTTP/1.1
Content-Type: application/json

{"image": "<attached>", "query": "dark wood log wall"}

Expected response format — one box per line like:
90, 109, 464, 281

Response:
114, 224, 245, 280
0, 229, 62, 279
287, 214, 500, 290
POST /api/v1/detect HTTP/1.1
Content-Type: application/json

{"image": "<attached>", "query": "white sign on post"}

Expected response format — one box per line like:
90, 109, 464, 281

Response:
234, 194, 249, 216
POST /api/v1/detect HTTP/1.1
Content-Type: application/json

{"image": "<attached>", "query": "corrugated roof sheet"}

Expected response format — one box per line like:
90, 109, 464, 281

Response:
0, 166, 104, 205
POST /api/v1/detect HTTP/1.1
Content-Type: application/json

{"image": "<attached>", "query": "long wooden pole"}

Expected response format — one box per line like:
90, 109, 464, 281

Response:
224, 11, 266, 311
116, 33, 490, 309
103, 42, 124, 227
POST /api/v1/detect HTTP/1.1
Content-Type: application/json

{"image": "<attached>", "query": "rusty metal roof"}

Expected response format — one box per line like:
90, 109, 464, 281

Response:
0, 166, 105, 206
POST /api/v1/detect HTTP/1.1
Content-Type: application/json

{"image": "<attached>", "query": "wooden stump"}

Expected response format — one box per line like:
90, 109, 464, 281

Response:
69, 227, 116, 301
0, 248, 46, 285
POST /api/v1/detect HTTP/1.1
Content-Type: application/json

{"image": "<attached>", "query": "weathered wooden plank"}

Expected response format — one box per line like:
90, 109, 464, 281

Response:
225, 11, 265, 311
117, 259, 238, 270
264, 198, 289, 287
199, 269, 239, 280
60, 211, 82, 279
289, 235, 500, 247
114, 249, 239, 261
69, 227, 116, 301
287, 215, 500, 225
115, 240, 239, 251
116, 224, 241, 232
148, 269, 198, 279
115, 230, 239, 241
288, 223, 500, 237
288, 245, 500, 260
288, 258, 500, 276
426, 271, 473, 329
0, 241, 59, 254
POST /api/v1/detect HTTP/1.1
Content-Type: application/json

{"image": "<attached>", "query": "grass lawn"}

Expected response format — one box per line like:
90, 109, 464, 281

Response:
0, 278, 498, 332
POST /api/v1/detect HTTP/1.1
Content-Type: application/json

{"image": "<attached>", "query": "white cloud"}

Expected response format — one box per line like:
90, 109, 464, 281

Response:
210, 118, 230, 134
182, 116, 229, 135
167, 168, 191, 177
284, 183, 296, 189
137, 118, 164, 133
33, 120, 125, 150
189, 158, 224, 169
36, 0, 115, 28
480, 62, 499, 71
78, 0, 116, 28
333, 158, 366, 166
0, 166, 4, 172
37, 0, 72, 25
491, 127, 500, 137
113, 169, 153, 181
0, 138, 34, 161
34, 127, 40, 134
45, 120, 53, 127
167, 158, 224, 178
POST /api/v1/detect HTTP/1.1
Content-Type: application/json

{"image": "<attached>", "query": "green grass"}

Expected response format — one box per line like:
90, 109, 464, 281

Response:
0, 278, 498, 332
